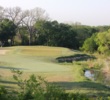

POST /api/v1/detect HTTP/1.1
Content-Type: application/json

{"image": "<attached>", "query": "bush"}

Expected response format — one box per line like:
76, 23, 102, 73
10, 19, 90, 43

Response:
12, 70, 66, 100
0, 86, 8, 100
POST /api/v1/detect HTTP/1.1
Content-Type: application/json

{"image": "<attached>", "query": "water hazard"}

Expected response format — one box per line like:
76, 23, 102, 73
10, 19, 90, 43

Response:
84, 70, 95, 80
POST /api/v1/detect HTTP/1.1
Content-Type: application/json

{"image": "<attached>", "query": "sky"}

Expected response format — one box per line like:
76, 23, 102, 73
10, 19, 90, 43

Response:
0, 0, 110, 26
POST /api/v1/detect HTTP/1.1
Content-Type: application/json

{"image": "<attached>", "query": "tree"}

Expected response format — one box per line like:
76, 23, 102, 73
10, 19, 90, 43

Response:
35, 20, 51, 45
4, 7, 26, 26
56, 23, 77, 48
22, 7, 49, 45
96, 26, 110, 32
35, 20, 78, 49
0, 19, 17, 46
18, 26, 29, 45
95, 29, 110, 54
71, 25, 98, 48
0, 6, 4, 21
81, 34, 97, 53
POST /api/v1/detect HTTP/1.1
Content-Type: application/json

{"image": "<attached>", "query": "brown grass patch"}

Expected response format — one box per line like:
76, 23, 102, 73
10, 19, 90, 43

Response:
46, 75, 73, 82
0, 69, 13, 77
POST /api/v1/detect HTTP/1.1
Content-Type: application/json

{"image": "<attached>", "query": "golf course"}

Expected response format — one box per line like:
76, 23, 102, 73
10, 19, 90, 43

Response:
0, 46, 110, 98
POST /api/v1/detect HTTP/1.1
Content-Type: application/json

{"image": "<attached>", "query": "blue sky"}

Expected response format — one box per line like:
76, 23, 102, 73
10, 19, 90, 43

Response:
0, 0, 110, 26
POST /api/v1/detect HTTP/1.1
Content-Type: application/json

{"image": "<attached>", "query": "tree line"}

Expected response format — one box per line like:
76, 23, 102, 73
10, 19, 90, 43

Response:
81, 29, 110, 55
0, 6, 110, 52
0, 6, 48, 46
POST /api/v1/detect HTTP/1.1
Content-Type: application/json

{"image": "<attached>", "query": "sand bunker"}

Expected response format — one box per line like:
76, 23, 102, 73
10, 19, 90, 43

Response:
0, 50, 9, 55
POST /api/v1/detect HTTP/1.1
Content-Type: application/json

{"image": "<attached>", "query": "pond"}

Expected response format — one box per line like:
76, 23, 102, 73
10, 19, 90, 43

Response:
84, 70, 110, 87
84, 70, 95, 80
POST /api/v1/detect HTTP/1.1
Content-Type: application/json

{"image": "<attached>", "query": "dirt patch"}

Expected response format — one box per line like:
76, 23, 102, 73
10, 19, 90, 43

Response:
46, 75, 73, 82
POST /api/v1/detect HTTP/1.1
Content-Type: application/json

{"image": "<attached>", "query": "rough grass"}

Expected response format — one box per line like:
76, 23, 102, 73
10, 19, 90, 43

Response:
0, 46, 110, 97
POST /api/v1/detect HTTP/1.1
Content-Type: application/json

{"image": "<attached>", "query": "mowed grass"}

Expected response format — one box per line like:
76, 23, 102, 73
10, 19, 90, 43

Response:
9, 46, 75, 56
0, 46, 75, 81
21, 47, 64, 56
0, 46, 75, 71
0, 46, 110, 96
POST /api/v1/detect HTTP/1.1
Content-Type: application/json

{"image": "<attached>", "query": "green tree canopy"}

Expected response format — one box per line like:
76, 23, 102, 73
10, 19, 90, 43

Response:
35, 20, 77, 49
0, 19, 17, 46
81, 34, 97, 53
95, 29, 110, 54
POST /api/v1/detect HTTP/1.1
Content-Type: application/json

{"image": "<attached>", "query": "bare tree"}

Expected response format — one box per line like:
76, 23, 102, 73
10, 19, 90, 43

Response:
0, 6, 4, 21
4, 7, 26, 26
3, 7, 28, 45
22, 7, 49, 45
0, 7, 49, 45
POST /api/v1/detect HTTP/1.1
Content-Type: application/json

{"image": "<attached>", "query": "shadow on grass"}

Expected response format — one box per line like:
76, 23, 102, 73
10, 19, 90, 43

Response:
0, 66, 27, 70
51, 81, 110, 91
56, 54, 96, 63
0, 80, 18, 85
51, 81, 110, 97
0, 80, 18, 91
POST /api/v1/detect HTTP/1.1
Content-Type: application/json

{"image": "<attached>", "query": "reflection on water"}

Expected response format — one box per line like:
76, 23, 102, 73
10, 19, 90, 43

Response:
84, 70, 95, 80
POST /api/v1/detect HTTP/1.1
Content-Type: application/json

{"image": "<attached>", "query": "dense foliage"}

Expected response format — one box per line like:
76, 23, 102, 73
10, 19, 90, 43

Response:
0, 19, 16, 46
35, 21, 78, 49
81, 34, 98, 53
95, 29, 110, 55
0, 6, 110, 54
82, 29, 110, 55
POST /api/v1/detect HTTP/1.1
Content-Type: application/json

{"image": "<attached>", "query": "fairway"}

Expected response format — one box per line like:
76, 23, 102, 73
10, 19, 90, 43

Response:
0, 46, 75, 82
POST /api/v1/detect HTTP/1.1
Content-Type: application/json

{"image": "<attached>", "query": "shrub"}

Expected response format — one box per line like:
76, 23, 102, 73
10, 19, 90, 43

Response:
0, 69, 89, 100
0, 86, 8, 100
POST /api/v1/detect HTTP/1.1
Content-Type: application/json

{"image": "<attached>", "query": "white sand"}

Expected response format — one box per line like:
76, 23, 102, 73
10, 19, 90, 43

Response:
0, 50, 9, 55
